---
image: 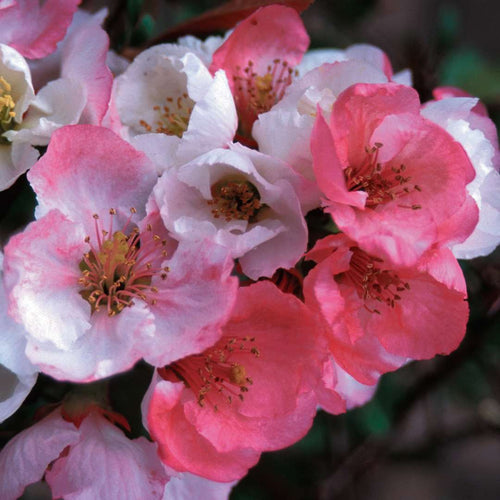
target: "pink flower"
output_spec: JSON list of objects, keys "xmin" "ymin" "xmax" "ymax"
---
[
  {"xmin": 3, "ymin": 125, "xmax": 237, "ymax": 381},
  {"xmin": 210, "ymin": 5, "xmax": 309, "ymax": 138},
  {"xmin": 0, "ymin": 405, "xmax": 168, "ymax": 500},
  {"xmin": 144, "ymin": 281, "xmax": 323, "ymax": 481},
  {"xmin": 0, "ymin": 0, "xmax": 80, "ymax": 59},
  {"xmin": 311, "ymin": 82, "xmax": 479, "ymax": 266},
  {"xmin": 303, "ymin": 234, "xmax": 469, "ymax": 385}
]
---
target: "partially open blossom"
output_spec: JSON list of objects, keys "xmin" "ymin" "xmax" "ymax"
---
[
  {"xmin": 114, "ymin": 43, "xmax": 237, "ymax": 172},
  {"xmin": 311, "ymin": 83, "xmax": 479, "ymax": 267},
  {"xmin": 144, "ymin": 281, "xmax": 324, "ymax": 482},
  {"xmin": 3, "ymin": 125, "xmax": 237, "ymax": 381},
  {"xmin": 422, "ymin": 91, "xmax": 500, "ymax": 258},
  {"xmin": 0, "ymin": 0, "xmax": 80, "ymax": 59},
  {"xmin": 0, "ymin": 404, "xmax": 168, "ymax": 500},
  {"xmin": 153, "ymin": 143, "xmax": 307, "ymax": 279},
  {"xmin": 303, "ymin": 234, "xmax": 469, "ymax": 384},
  {"xmin": 210, "ymin": 5, "xmax": 309, "ymax": 138},
  {"xmin": 0, "ymin": 252, "xmax": 37, "ymax": 423}
]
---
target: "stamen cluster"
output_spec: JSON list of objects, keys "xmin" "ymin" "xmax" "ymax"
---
[
  {"xmin": 78, "ymin": 209, "xmax": 168, "ymax": 316},
  {"xmin": 345, "ymin": 143, "xmax": 422, "ymax": 209},
  {"xmin": 163, "ymin": 336, "xmax": 260, "ymax": 412},
  {"xmin": 346, "ymin": 247, "xmax": 410, "ymax": 314},
  {"xmin": 0, "ymin": 76, "xmax": 16, "ymax": 135},
  {"xmin": 208, "ymin": 178, "xmax": 262, "ymax": 222},
  {"xmin": 140, "ymin": 93, "xmax": 194, "ymax": 137},
  {"xmin": 233, "ymin": 59, "xmax": 297, "ymax": 117}
]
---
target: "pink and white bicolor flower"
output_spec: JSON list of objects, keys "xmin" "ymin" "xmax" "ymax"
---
[
  {"xmin": 3, "ymin": 125, "xmax": 237, "ymax": 381},
  {"xmin": 0, "ymin": 405, "xmax": 169, "ymax": 500},
  {"xmin": 311, "ymin": 82, "xmax": 479, "ymax": 267},
  {"xmin": 153, "ymin": 142, "xmax": 307, "ymax": 279},
  {"xmin": 113, "ymin": 43, "xmax": 237, "ymax": 173},
  {"xmin": 143, "ymin": 281, "xmax": 324, "ymax": 482},
  {"xmin": 422, "ymin": 90, "xmax": 500, "ymax": 259}
]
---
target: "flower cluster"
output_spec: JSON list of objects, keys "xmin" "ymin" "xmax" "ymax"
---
[{"xmin": 0, "ymin": 2, "xmax": 498, "ymax": 499}]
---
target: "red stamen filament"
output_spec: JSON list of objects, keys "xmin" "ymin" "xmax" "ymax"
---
[
  {"xmin": 344, "ymin": 143, "xmax": 422, "ymax": 209},
  {"xmin": 346, "ymin": 248, "xmax": 410, "ymax": 314},
  {"xmin": 233, "ymin": 59, "xmax": 297, "ymax": 118},
  {"xmin": 163, "ymin": 336, "xmax": 260, "ymax": 412}
]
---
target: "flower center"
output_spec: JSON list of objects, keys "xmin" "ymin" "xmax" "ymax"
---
[
  {"xmin": 160, "ymin": 336, "xmax": 261, "ymax": 412},
  {"xmin": 139, "ymin": 92, "xmax": 194, "ymax": 138},
  {"xmin": 0, "ymin": 76, "xmax": 16, "ymax": 137},
  {"xmin": 78, "ymin": 208, "xmax": 169, "ymax": 316},
  {"xmin": 208, "ymin": 177, "xmax": 263, "ymax": 222},
  {"xmin": 233, "ymin": 59, "xmax": 297, "ymax": 135},
  {"xmin": 345, "ymin": 247, "xmax": 410, "ymax": 314},
  {"xmin": 344, "ymin": 143, "xmax": 422, "ymax": 210}
]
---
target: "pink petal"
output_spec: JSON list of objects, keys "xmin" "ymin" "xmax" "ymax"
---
[
  {"xmin": 28, "ymin": 125, "xmax": 157, "ymax": 230},
  {"xmin": 46, "ymin": 412, "xmax": 168, "ymax": 500},
  {"xmin": 0, "ymin": 409, "xmax": 80, "ymax": 500},
  {"xmin": 0, "ymin": 0, "xmax": 81, "ymax": 59}
]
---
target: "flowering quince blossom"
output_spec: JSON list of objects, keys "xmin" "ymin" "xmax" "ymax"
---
[
  {"xmin": 153, "ymin": 142, "xmax": 307, "ymax": 279},
  {"xmin": 210, "ymin": 4, "xmax": 309, "ymax": 139},
  {"xmin": 0, "ymin": 0, "xmax": 80, "ymax": 59},
  {"xmin": 113, "ymin": 43, "xmax": 237, "ymax": 172},
  {"xmin": 3, "ymin": 124, "xmax": 237, "ymax": 381},
  {"xmin": 311, "ymin": 82, "xmax": 479, "ymax": 267},
  {"xmin": 421, "ymin": 90, "xmax": 500, "ymax": 258},
  {"xmin": 0, "ymin": 11, "xmax": 113, "ymax": 190},
  {"xmin": 303, "ymin": 234, "xmax": 469, "ymax": 385},
  {"xmin": 0, "ymin": 403, "xmax": 169, "ymax": 500},
  {"xmin": 0, "ymin": 252, "xmax": 37, "ymax": 423},
  {"xmin": 143, "ymin": 281, "xmax": 325, "ymax": 482}
]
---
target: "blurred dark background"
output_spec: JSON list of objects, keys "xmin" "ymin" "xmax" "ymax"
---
[{"xmin": 1, "ymin": 1, "xmax": 499, "ymax": 499}]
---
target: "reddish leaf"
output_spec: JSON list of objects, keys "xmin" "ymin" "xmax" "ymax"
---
[{"xmin": 147, "ymin": 0, "xmax": 314, "ymax": 46}]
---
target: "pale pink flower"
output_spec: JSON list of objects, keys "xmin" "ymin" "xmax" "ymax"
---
[
  {"xmin": 3, "ymin": 125, "xmax": 237, "ymax": 381},
  {"xmin": 143, "ymin": 281, "xmax": 323, "ymax": 481},
  {"xmin": 210, "ymin": 5, "xmax": 309, "ymax": 139},
  {"xmin": 0, "ymin": 0, "xmax": 80, "ymax": 59},
  {"xmin": 0, "ymin": 406, "xmax": 168, "ymax": 500},
  {"xmin": 153, "ymin": 143, "xmax": 307, "ymax": 279},
  {"xmin": 311, "ymin": 82, "xmax": 479, "ymax": 266},
  {"xmin": 113, "ymin": 43, "xmax": 237, "ymax": 173},
  {"xmin": 422, "ymin": 89, "xmax": 500, "ymax": 258},
  {"xmin": 304, "ymin": 234, "xmax": 469, "ymax": 385}
]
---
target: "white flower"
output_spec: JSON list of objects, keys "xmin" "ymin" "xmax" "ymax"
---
[{"xmin": 114, "ymin": 44, "xmax": 237, "ymax": 173}]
